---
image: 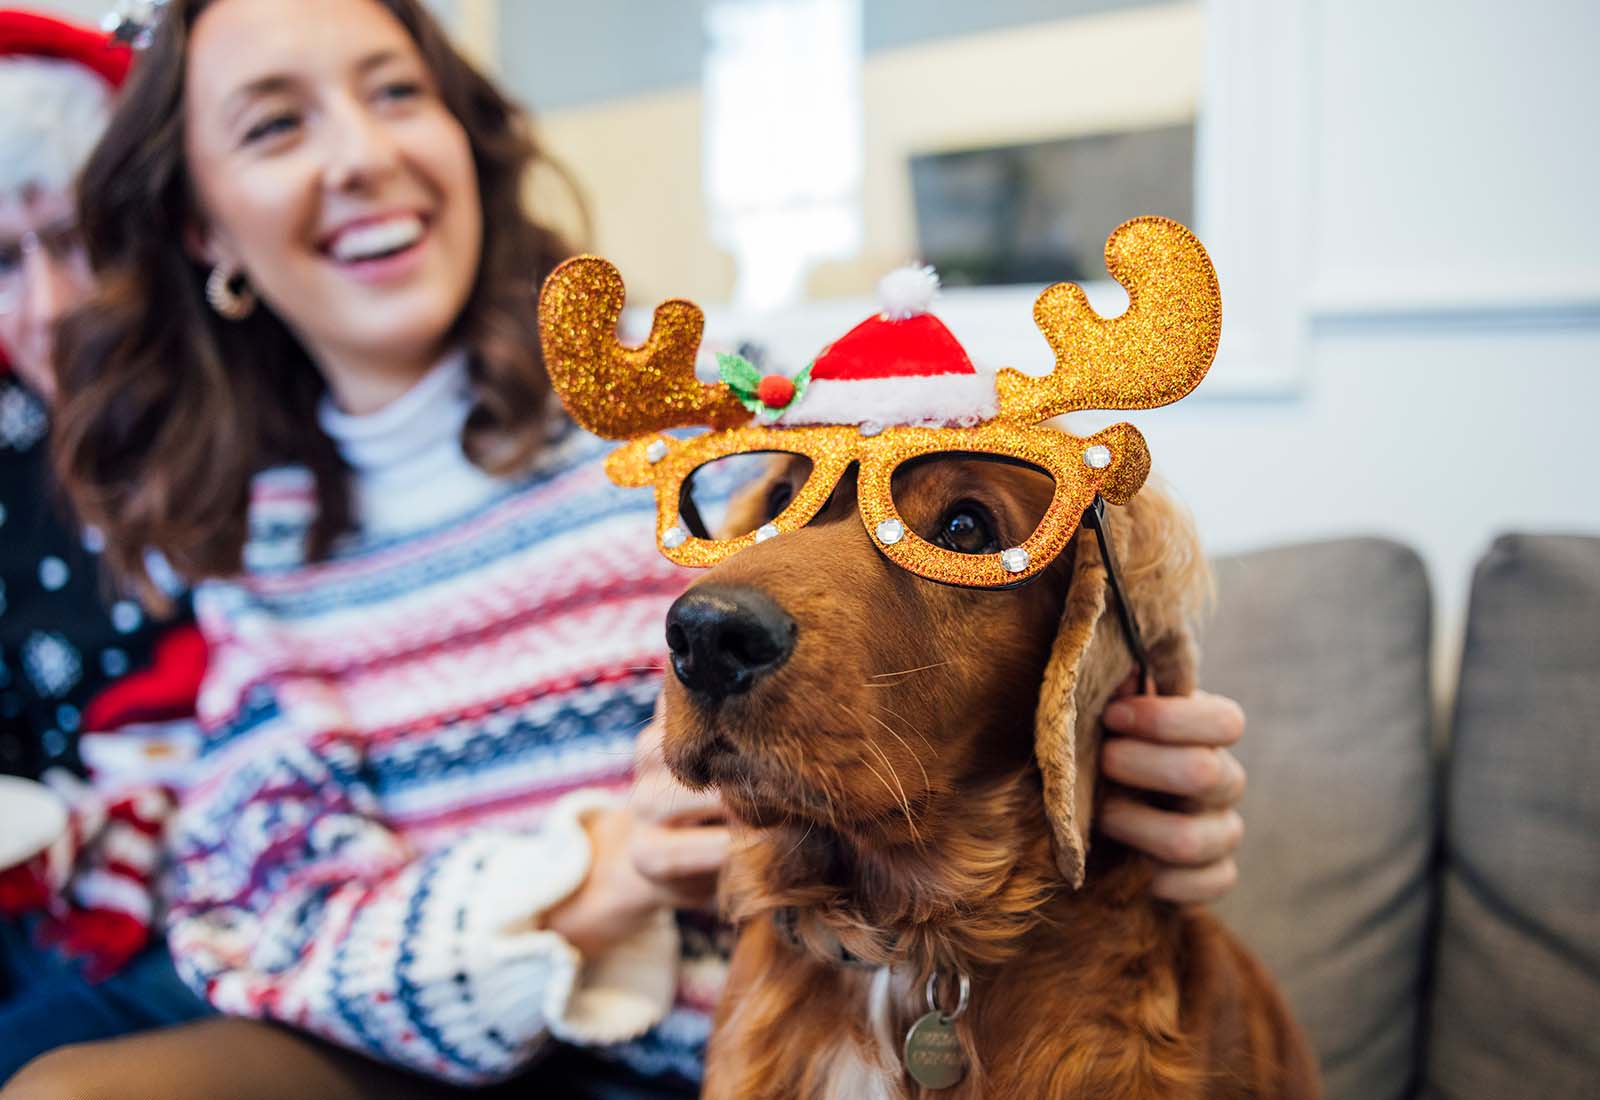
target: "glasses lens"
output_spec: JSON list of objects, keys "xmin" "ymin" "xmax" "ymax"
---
[
  {"xmin": 679, "ymin": 451, "xmax": 815, "ymax": 539},
  {"xmin": 889, "ymin": 454, "xmax": 1055, "ymax": 556},
  {"xmin": 0, "ymin": 243, "xmax": 21, "ymax": 309}
]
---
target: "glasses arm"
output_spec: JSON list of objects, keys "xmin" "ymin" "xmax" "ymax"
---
[
  {"xmin": 1081, "ymin": 495, "xmax": 1153, "ymax": 695},
  {"xmin": 678, "ymin": 470, "xmax": 713, "ymax": 540}
]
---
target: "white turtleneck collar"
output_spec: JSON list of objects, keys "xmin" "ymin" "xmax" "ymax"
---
[
  {"xmin": 316, "ymin": 350, "xmax": 503, "ymax": 537},
  {"xmin": 318, "ymin": 349, "xmax": 472, "ymax": 473}
]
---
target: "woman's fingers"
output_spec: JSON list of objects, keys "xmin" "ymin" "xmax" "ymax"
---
[
  {"xmin": 1101, "ymin": 740, "xmax": 1247, "ymax": 808},
  {"xmin": 1103, "ymin": 690, "xmax": 1246, "ymax": 747},
  {"xmin": 630, "ymin": 775, "xmax": 727, "ymax": 825},
  {"xmin": 1148, "ymin": 858, "xmax": 1240, "ymax": 905},
  {"xmin": 629, "ymin": 823, "xmax": 732, "ymax": 887},
  {"xmin": 1098, "ymin": 796, "xmax": 1245, "ymax": 868},
  {"xmin": 633, "ymin": 713, "xmax": 730, "ymax": 825},
  {"xmin": 1097, "ymin": 689, "xmax": 1250, "ymax": 905}
]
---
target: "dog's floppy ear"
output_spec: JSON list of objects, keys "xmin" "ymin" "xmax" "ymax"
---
[{"xmin": 1032, "ymin": 484, "xmax": 1208, "ymax": 887}]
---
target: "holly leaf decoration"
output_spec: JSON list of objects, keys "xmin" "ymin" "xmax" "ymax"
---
[
  {"xmin": 717, "ymin": 352, "xmax": 763, "ymax": 398},
  {"xmin": 720, "ymin": 354, "xmax": 814, "ymax": 420},
  {"xmin": 784, "ymin": 360, "xmax": 813, "ymax": 409}
]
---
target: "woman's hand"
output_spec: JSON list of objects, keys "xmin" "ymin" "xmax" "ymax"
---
[
  {"xmin": 542, "ymin": 718, "xmax": 730, "ymax": 957},
  {"xmin": 1098, "ymin": 689, "xmax": 1249, "ymax": 905}
]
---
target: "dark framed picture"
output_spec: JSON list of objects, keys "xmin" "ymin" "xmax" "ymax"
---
[{"xmin": 911, "ymin": 122, "xmax": 1194, "ymax": 287}]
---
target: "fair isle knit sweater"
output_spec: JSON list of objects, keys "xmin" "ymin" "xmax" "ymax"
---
[{"xmin": 165, "ymin": 355, "xmax": 723, "ymax": 1085}]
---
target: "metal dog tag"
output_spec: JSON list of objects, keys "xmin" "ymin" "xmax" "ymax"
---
[{"xmin": 904, "ymin": 1010, "xmax": 966, "ymax": 1089}]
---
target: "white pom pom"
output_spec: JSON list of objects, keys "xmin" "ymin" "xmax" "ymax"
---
[{"xmin": 876, "ymin": 263, "xmax": 941, "ymax": 320}]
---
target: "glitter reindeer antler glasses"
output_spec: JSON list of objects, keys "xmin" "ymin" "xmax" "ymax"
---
[{"xmin": 537, "ymin": 216, "xmax": 1221, "ymax": 591}]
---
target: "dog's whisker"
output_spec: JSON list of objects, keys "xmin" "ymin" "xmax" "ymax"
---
[
  {"xmin": 863, "ymin": 711, "xmax": 931, "ymax": 793},
  {"xmin": 778, "ymin": 818, "xmax": 817, "ymax": 862},
  {"xmin": 816, "ymin": 766, "xmax": 842, "ymax": 828},
  {"xmin": 877, "ymin": 703, "xmax": 937, "ymax": 757},
  {"xmin": 867, "ymin": 660, "xmax": 952, "ymax": 681},
  {"xmin": 846, "ymin": 704, "xmax": 923, "ymax": 847}
]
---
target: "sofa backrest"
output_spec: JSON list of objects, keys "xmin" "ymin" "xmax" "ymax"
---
[
  {"xmin": 1205, "ymin": 538, "xmax": 1436, "ymax": 1100},
  {"xmin": 1424, "ymin": 534, "xmax": 1600, "ymax": 1099}
]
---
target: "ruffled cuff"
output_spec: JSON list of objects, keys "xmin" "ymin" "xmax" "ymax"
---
[{"xmin": 445, "ymin": 790, "xmax": 680, "ymax": 1053}]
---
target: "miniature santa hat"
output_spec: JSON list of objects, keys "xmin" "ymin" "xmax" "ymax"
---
[
  {"xmin": 0, "ymin": 10, "xmax": 131, "ymax": 377},
  {"xmin": 775, "ymin": 264, "xmax": 999, "ymax": 428}
]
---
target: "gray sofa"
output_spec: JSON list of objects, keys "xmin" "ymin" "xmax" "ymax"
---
[{"xmin": 1204, "ymin": 535, "xmax": 1600, "ymax": 1100}]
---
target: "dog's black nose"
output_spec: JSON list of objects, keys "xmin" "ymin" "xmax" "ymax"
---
[{"xmin": 665, "ymin": 584, "xmax": 797, "ymax": 701}]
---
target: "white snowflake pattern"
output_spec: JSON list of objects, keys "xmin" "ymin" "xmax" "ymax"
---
[
  {"xmin": 111, "ymin": 600, "xmax": 144, "ymax": 633},
  {"xmin": 21, "ymin": 631, "xmax": 83, "ymax": 698},
  {"xmin": 143, "ymin": 549, "xmax": 185, "ymax": 598},
  {"xmin": 0, "ymin": 384, "xmax": 48, "ymax": 452},
  {"xmin": 38, "ymin": 556, "xmax": 70, "ymax": 591},
  {"xmin": 101, "ymin": 647, "xmax": 130, "ymax": 677}
]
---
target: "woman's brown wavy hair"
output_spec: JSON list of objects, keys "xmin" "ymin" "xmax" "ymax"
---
[{"xmin": 52, "ymin": 0, "xmax": 577, "ymax": 602}]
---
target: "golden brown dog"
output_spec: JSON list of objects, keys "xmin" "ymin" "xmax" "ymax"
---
[{"xmin": 659, "ymin": 454, "xmax": 1320, "ymax": 1099}]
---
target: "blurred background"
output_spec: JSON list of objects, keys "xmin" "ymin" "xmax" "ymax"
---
[{"xmin": 36, "ymin": 0, "xmax": 1600, "ymax": 692}]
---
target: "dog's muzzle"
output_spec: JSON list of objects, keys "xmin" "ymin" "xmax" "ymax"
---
[{"xmin": 665, "ymin": 583, "xmax": 797, "ymax": 702}]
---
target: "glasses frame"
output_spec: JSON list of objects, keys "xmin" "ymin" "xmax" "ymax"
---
[
  {"xmin": 608, "ymin": 419, "xmax": 1150, "ymax": 589},
  {"xmin": 0, "ymin": 218, "xmax": 92, "ymax": 313}
]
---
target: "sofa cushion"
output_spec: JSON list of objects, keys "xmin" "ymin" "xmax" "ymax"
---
[
  {"xmin": 1424, "ymin": 534, "xmax": 1600, "ymax": 1099},
  {"xmin": 1204, "ymin": 538, "xmax": 1435, "ymax": 1100}
]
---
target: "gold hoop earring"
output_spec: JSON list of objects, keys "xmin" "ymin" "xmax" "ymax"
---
[{"xmin": 206, "ymin": 264, "xmax": 257, "ymax": 321}]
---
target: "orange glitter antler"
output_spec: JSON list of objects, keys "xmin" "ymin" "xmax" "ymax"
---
[
  {"xmin": 994, "ymin": 216, "xmax": 1222, "ymax": 424},
  {"xmin": 539, "ymin": 256, "xmax": 750, "ymax": 439}
]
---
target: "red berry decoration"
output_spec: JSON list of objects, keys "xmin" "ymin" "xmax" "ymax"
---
[{"xmin": 756, "ymin": 373, "xmax": 796, "ymax": 409}]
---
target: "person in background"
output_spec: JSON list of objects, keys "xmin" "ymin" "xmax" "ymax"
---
[
  {"xmin": 6, "ymin": 0, "xmax": 1247, "ymax": 1096},
  {"xmin": 0, "ymin": 8, "xmax": 215, "ymax": 1084}
]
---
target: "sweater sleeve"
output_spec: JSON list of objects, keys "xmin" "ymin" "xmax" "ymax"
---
[{"xmin": 166, "ymin": 689, "xmax": 679, "ymax": 1085}]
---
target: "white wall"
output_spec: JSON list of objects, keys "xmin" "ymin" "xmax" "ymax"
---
[{"xmin": 1170, "ymin": 0, "xmax": 1600, "ymax": 690}]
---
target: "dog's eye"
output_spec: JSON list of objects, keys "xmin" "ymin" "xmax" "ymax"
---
[
  {"xmin": 935, "ymin": 503, "xmax": 1001, "ymax": 555},
  {"xmin": 764, "ymin": 480, "xmax": 795, "ymax": 519}
]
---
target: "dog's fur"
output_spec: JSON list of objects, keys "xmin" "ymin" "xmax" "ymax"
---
[{"xmin": 662, "ymin": 456, "xmax": 1320, "ymax": 1099}]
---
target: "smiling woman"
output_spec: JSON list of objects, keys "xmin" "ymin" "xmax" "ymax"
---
[
  {"xmin": 180, "ymin": 2, "xmax": 483, "ymax": 413},
  {"xmin": 52, "ymin": 0, "xmax": 571, "ymax": 596},
  {"xmin": 36, "ymin": 0, "xmax": 726, "ymax": 1095}
]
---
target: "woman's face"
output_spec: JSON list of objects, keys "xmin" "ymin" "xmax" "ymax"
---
[{"xmin": 184, "ymin": 0, "xmax": 482, "ymax": 403}]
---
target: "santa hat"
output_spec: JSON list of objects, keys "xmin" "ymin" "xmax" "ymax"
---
[
  {"xmin": 0, "ymin": 9, "xmax": 132, "ymax": 87},
  {"xmin": 775, "ymin": 264, "xmax": 998, "ymax": 429}
]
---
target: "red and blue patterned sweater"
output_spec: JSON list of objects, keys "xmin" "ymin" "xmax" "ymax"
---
[{"xmin": 165, "ymin": 357, "xmax": 725, "ymax": 1085}]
